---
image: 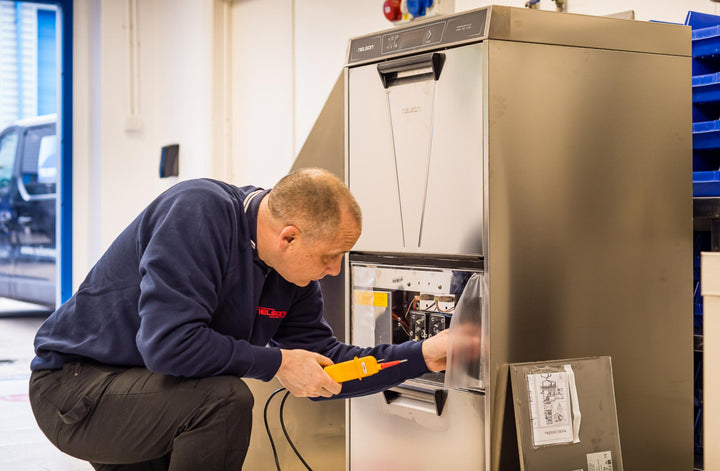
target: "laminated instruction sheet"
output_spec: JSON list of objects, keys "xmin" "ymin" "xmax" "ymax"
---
[{"xmin": 526, "ymin": 364, "xmax": 581, "ymax": 447}]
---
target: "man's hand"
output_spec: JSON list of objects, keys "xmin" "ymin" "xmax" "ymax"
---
[
  {"xmin": 422, "ymin": 329, "xmax": 449, "ymax": 372},
  {"xmin": 276, "ymin": 349, "xmax": 342, "ymax": 398}
]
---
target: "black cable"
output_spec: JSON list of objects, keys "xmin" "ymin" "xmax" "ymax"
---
[
  {"xmin": 263, "ymin": 387, "xmax": 314, "ymax": 471},
  {"xmin": 264, "ymin": 387, "xmax": 288, "ymax": 471},
  {"xmin": 280, "ymin": 390, "xmax": 314, "ymax": 471}
]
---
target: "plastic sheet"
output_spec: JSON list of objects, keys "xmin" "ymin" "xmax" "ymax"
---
[{"xmin": 445, "ymin": 272, "xmax": 485, "ymax": 391}]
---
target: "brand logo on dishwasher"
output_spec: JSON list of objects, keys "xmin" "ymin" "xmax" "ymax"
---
[{"xmin": 358, "ymin": 44, "xmax": 374, "ymax": 53}]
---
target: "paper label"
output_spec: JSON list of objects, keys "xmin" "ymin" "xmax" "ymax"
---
[
  {"xmin": 587, "ymin": 451, "xmax": 613, "ymax": 471},
  {"xmin": 354, "ymin": 291, "xmax": 388, "ymax": 307},
  {"xmin": 527, "ymin": 366, "xmax": 581, "ymax": 446}
]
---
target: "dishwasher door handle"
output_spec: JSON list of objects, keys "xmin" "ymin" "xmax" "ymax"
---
[
  {"xmin": 382, "ymin": 384, "xmax": 448, "ymax": 415},
  {"xmin": 377, "ymin": 52, "xmax": 446, "ymax": 88}
]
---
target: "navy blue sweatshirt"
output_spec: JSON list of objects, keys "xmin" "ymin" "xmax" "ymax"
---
[{"xmin": 32, "ymin": 179, "xmax": 428, "ymax": 398}]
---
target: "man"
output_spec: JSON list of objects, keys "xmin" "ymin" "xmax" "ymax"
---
[{"xmin": 29, "ymin": 168, "xmax": 448, "ymax": 470}]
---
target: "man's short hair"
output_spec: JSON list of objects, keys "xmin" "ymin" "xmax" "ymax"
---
[{"xmin": 267, "ymin": 168, "xmax": 362, "ymax": 242}]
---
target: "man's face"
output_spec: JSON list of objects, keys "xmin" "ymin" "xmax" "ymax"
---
[{"xmin": 275, "ymin": 214, "xmax": 360, "ymax": 287}]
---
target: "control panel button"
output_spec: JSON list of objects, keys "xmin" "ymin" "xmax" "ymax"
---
[{"xmin": 383, "ymin": 33, "xmax": 400, "ymax": 52}]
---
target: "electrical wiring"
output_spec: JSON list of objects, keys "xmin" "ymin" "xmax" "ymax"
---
[
  {"xmin": 392, "ymin": 312, "xmax": 411, "ymax": 336},
  {"xmin": 436, "ymin": 302, "xmax": 455, "ymax": 314},
  {"xmin": 403, "ymin": 295, "xmax": 418, "ymax": 319},
  {"xmin": 390, "ymin": 295, "xmax": 418, "ymax": 336},
  {"xmin": 264, "ymin": 387, "xmax": 314, "ymax": 471}
]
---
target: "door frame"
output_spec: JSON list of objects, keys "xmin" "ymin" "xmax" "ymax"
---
[{"xmin": 15, "ymin": 0, "xmax": 72, "ymax": 305}]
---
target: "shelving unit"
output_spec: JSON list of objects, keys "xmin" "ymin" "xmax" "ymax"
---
[{"xmin": 688, "ymin": 10, "xmax": 720, "ymax": 470}]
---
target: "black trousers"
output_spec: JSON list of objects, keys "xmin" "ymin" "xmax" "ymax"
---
[{"xmin": 29, "ymin": 361, "xmax": 254, "ymax": 470}]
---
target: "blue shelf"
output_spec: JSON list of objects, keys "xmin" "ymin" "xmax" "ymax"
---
[
  {"xmin": 694, "ymin": 73, "xmax": 720, "ymax": 103},
  {"xmin": 693, "ymin": 25, "xmax": 720, "ymax": 59},
  {"xmin": 694, "ymin": 170, "xmax": 720, "ymax": 196},
  {"xmin": 691, "ymin": 12, "xmax": 720, "ymax": 185},
  {"xmin": 693, "ymin": 120, "xmax": 720, "ymax": 149}
]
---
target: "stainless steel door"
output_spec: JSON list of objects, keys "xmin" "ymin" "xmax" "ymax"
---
[
  {"xmin": 349, "ymin": 389, "xmax": 485, "ymax": 471},
  {"xmin": 349, "ymin": 262, "xmax": 486, "ymax": 470},
  {"xmin": 348, "ymin": 44, "xmax": 485, "ymax": 256}
]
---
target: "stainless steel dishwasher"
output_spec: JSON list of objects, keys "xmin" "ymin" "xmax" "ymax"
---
[{"xmin": 344, "ymin": 6, "xmax": 691, "ymax": 470}]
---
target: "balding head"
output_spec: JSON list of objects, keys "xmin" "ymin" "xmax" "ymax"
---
[{"xmin": 267, "ymin": 168, "xmax": 362, "ymax": 244}]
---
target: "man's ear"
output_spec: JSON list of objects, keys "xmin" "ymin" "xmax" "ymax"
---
[{"xmin": 278, "ymin": 225, "xmax": 300, "ymax": 248}]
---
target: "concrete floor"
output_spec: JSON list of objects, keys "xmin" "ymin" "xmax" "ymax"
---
[{"xmin": 0, "ymin": 298, "xmax": 92, "ymax": 471}]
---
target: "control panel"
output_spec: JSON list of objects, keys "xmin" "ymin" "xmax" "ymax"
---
[{"xmin": 348, "ymin": 6, "xmax": 488, "ymax": 65}]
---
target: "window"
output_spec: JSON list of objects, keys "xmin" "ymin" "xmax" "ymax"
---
[
  {"xmin": 20, "ymin": 124, "xmax": 55, "ymax": 195},
  {"xmin": 0, "ymin": 130, "xmax": 17, "ymax": 189}
]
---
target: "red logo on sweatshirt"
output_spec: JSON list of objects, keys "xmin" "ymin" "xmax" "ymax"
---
[{"xmin": 257, "ymin": 307, "xmax": 287, "ymax": 319}]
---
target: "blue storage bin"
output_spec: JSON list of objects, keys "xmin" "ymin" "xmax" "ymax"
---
[
  {"xmin": 693, "ymin": 25, "xmax": 720, "ymax": 59},
  {"xmin": 694, "ymin": 72, "xmax": 720, "ymax": 103},
  {"xmin": 685, "ymin": 11, "xmax": 720, "ymax": 29},
  {"xmin": 693, "ymin": 120, "xmax": 720, "ymax": 149},
  {"xmin": 687, "ymin": 12, "xmax": 720, "ymax": 76},
  {"xmin": 687, "ymin": 10, "xmax": 720, "ymax": 29},
  {"xmin": 694, "ymin": 170, "xmax": 720, "ymax": 196}
]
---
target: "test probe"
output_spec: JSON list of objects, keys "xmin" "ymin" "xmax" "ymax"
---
[{"xmin": 323, "ymin": 355, "xmax": 406, "ymax": 383}]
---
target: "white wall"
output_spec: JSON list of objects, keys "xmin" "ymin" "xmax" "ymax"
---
[
  {"xmin": 73, "ymin": 0, "xmax": 218, "ymax": 285},
  {"xmin": 292, "ymin": 2, "xmax": 389, "ymax": 160},
  {"xmin": 72, "ymin": 0, "xmax": 718, "ymax": 286},
  {"xmin": 231, "ymin": 0, "xmax": 294, "ymax": 190}
]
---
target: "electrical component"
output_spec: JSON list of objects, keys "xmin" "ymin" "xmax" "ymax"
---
[
  {"xmin": 408, "ymin": 311, "xmax": 428, "ymax": 341},
  {"xmin": 436, "ymin": 294, "xmax": 455, "ymax": 313},
  {"xmin": 418, "ymin": 293, "xmax": 435, "ymax": 310},
  {"xmin": 383, "ymin": 0, "xmax": 454, "ymax": 23},
  {"xmin": 383, "ymin": 0, "xmax": 402, "ymax": 21},
  {"xmin": 428, "ymin": 312, "xmax": 447, "ymax": 337},
  {"xmin": 324, "ymin": 355, "xmax": 406, "ymax": 383},
  {"xmin": 407, "ymin": 0, "xmax": 429, "ymax": 18}
]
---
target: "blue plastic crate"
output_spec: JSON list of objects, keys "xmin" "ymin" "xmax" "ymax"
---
[
  {"xmin": 694, "ymin": 72, "xmax": 720, "ymax": 103},
  {"xmin": 693, "ymin": 119, "xmax": 720, "ymax": 149},
  {"xmin": 687, "ymin": 12, "xmax": 720, "ymax": 76},
  {"xmin": 694, "ymin": 170, "xmax": 720, "ymax": 196},
  {"xmin": 693, "ymin": 25, "xmax": 720, "ymax": 59},
  {"xmin": 687, "ymin": 11, "xmax": 720, "ymax": 29}
]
